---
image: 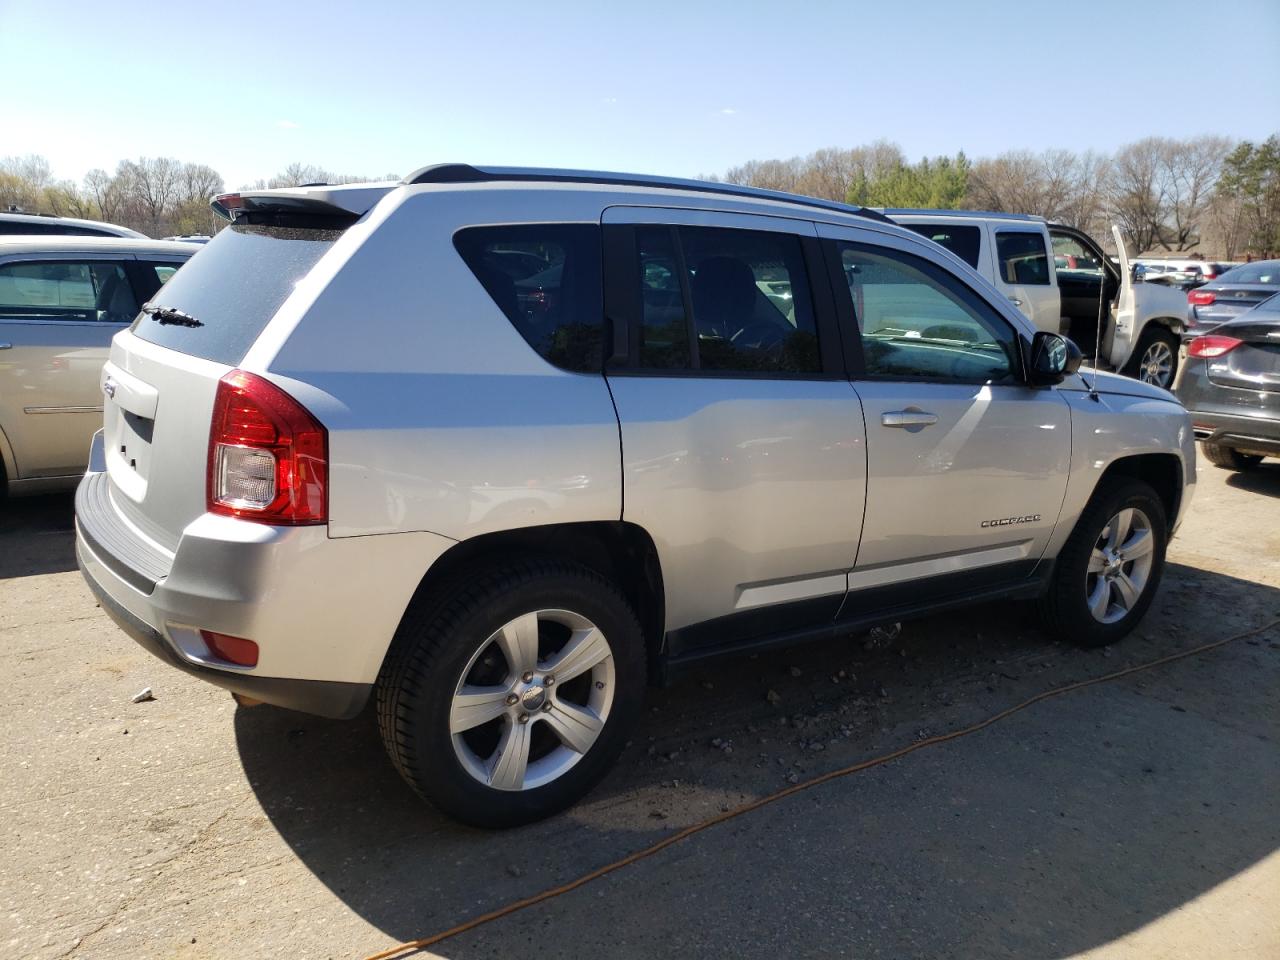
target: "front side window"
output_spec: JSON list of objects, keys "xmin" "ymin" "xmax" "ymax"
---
[
  {"xmin": 839, "ymin": 243, "xmax": 1017, "ymax": 384},
  {"xmin": 0, "ymin": 260, "xmax": 137, "ymax": 322},
  {"xmin": 995, "ymin": 231, "xmax": 1050, "ymax": 285},
  {"xmin": 635, "ymin": 225, "xmax": 821, "ymax": 374},
  {"xmin": 454, "ymin": 224, "xmax": 603, "ymax": 373}
]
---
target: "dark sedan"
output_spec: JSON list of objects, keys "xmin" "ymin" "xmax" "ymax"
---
[
  {"xmin": 1174, "ymin": 295, "xmax": 1280, "ymax": 470},
  {"xmin": 1184, "ymin": 259, "xmax": 1280, "ymax": 340}
]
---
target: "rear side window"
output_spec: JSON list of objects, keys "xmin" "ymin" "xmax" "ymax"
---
[
  {"xmin": 130, "ymin": 224, "xmax": 341, "ymax": 365},
  {"xmin": 0, "ymin": 260, "xmax": 137, "ymax": 322},
  {"xmin": 901, "ymin": 224, "xmax": 981, "ymax": 269},
  {"xmin": 995, "ymin": 231, "xmax": 1050, "ymax": 285},
  {"xmin": 454, "ymin": 224, "xmax": 603, "ymax": 373},
  {"xmin": 633, "ymin": 225, "xmax": 821, "ymax": 375}
]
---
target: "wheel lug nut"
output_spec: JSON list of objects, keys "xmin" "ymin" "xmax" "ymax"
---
[
  {"xmin": 506, "ymin": 694, "xmax": 519, "ymax": 706},
  {"xmin": 517, "ymin": 713, "xmax": 530, "ymax": 724},
  {"xmin": 595, "ymin": 681, "xmax": 605, "ymax": 690},
  {"xmin": 522, "ymin": 671, "xmax": 534, "ymax": 683},
  {"xmin": 541, "ymin": 702, "xmax": 553, "ymax": 712},
  {"xmin": 544, "ymin": 675, "xmax": 555, "ymax": 686}
]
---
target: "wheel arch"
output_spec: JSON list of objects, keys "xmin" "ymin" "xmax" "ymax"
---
[
  {"xmin": 1096, "ymin": 452, "xmax": 1183, "ymax": 526},
  {"xmin": 391, "ymin": 520, "xmax": 667, "ymax": 679}
]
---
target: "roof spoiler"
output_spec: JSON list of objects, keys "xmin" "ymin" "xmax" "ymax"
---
[{"xmin": 210, "ymin": 182, "xmax": 396, "ymax": 223}]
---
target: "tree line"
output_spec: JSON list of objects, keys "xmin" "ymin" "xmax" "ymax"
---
[
  {"xmin": 708, "ymin": 134, "xmax": 1279, "ymax": 258},
  {"xmin": 0, "ymin": 157, "xmax": 391, "ymax": 238},
  {"xmin": 3, "ymin": 136, "xmax": 1277, "ymax": 256}
]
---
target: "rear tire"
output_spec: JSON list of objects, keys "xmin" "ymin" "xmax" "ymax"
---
[
  {"xmin": 1127, "ymin": 327, "xmax": 1180, "ymax": 388},
  {"xmin": 1039, "ymin": 478, "xmax": 1167, "ymax": 648},
  {"xmin": 1201, "ymin": 442, "xmax": 1263, "ymax": 472},
  {"xmin": 376, "ymin": 558, "xmax": 645, "ymax": 828}
]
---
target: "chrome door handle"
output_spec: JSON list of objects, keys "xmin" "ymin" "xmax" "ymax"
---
[
  {"xmin": 1007, "ymin": 296, "xmax": 1023, "ymax": 306},
  {"xmin": 882, "ymin": 410, "xmax": 938, "ymax": 428}
]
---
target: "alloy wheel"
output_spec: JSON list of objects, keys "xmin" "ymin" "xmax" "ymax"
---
[
  {"xmin": 1085, "ymin": 507, "xmax": 1155, "ymax": 624},
  {"xmin": 1139, "ymin": 341, "xmax": 1174, "ymax": 386},
  {"xmin": 449, "ymin": 609, "xmax": 615, "ymax": 792}
]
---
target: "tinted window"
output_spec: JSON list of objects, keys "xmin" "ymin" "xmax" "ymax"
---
[
  {"xmin": 995, "ymin": 231, "xmax": 1050, "ymax": 285},
  {"xmin": 636, "ymin": 226, "xmax": 690, "ymax": 369},
  {"xmin": 901, "ymin": 223, "xmax": 981, "ymax": 268},
  {"xmin": 839, "ymin": 243, "xmax": 1017, "ymax": 383},
  {"xmin": 0, "ymin": 220, "xmax": 113, "ymax": 237},
  {"xmin": 454, "ymin": 224, "xmax": 603, "ymax": 373},
  {"xmin": 1217, "ymin": 261, "xmax": 1280, "ymax": 285},
  {"xmin": 143, "ymin": 263, "xmax": 179, "ymax": 286},
  {"xmin": 634, "ymin": 225, "xmax": 820, "ymax": 374},
  {"xmin": 130, "ymin": 224, "xmax": 341, "ymax": 365},
  {"xmin": 0, "ymin": 260, "xmax": 137, "ymax": 322}
]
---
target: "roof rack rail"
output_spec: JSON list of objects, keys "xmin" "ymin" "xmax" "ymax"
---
[
  {"xmin": 402, "ymin": 163, "xmax": 893, "ymax": 223},
  {"xmin": 879, "ymin": 207, "xmax": 1045, "ymax": 222}
]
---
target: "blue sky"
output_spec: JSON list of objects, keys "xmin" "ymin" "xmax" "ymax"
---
[{"xmin": 2, "ymin": 0, "xmax": 1278, "ymax": 189}]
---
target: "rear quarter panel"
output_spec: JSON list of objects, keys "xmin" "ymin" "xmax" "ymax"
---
[{"xmin": 260, "ymin": 188, "xmax": 624, "ymax": 540}]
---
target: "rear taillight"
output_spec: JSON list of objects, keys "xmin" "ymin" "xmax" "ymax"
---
[
  {"xmin": 1188, "ymin": 290, "xmax": 1216, "ymax": 306},
  {"xmin": 207, "ymin": 370, "xmax": 327, "ymax": 524},
  {"xmin": 1186, "ymin": 335, "xmax": 1243, "ymax": 358}
]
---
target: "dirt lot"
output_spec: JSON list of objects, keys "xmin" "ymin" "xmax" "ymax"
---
[{"xmin": 2, "ymin": 460, "xmax": 1278, "ymax": 960}]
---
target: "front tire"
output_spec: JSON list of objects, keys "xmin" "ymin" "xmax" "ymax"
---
[
  {"xmin": 1040, "ymin": 479, "xmax": 1167, "ymax": 648},
  {"xmin": 376, "ymin": 559, "xmax": 645, "ymax": 828},
  {"xmin": 1201, "ymin": 442, "xmax": 1263, "ymax": 472}
]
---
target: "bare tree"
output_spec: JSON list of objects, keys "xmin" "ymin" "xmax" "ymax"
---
[
  {"xmin": 1107, "ymin": 138, "xmax": 1169, "ymax": 253},
  {"xmin": 1159, "ymin": 135, "xmax": 1232, "ymax": 250},
  {"xmin": 116, "ymin": 157, "xmax": 181, "ymax": 232}
]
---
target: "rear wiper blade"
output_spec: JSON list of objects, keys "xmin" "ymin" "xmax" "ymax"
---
[{"xmin": 140, "ymin": 303, "xmax": 203, "ymax": 327}]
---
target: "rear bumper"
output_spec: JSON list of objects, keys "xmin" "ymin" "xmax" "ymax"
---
[
  {"xmin": 74, "ymin": 448, "xmax": 456, "ymax": 718},
  {"xmin": 1189, "ymin": 411, "xmax": 1280, "ymax": 455},
  {"xmin": 78, "ymin": 543, "xmax": 372, "ymax": 718}
]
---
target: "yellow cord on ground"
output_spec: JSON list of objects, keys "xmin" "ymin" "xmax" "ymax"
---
[{"xmin": 360, "ymin": 618, "xmax": 1280, "ymax": 960}]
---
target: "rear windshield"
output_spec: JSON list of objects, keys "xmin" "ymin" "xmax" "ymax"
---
[
  {"xmin": 1217, "ymin": 261, "xmax": 1280, "ymax": 285},
  {"xmin": 900, "ymin": 224, "xmax": 981, "ymax": 269},
  {"xmin": 129, "ymin": 223, "xmax": 341, "ymax": 364}
]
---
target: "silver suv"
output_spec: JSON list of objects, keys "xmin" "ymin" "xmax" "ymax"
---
[{"xmin": 75, "ymin": 166, "xmax": 1195, "ymax": 827}]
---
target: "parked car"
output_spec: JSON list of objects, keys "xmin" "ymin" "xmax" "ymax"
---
[
  {"xmin": 0, "ymin": 211, "xmax": 146, "ymax": 239},
  {"xmin": 1136, "ymin": 258, "xmax": 1231, "ymax": 286},
  {"xmin": 76, "ymin": 166, "xmax": 1195, "ymax": 827},
  {"xmin": 0, "ymin": 237, "xmax": 198, "ymax": 496},
  {"xmin": 1184, "ymin": 259, "xmax": 1280, "ymax": 340},
  {"xmin": 888, "ymin": 210, "xmax": 1189, "ymax": 387},
  {"xmin": 1175, "ymin": 295, "xmax": 1280, "ymax": 470}
]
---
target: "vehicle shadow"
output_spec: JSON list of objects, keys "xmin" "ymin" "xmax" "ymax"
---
[
  {"xmin": 0, "ymin": 492, "xmax": 76, "ymax": 579},
  {"xmin": 235, "ymin": 562, "xmax": 1280, "ymax": 959},
  {"xmin": 1224, "ymin": 460, "xmax": 1280, "ymax": 498}
]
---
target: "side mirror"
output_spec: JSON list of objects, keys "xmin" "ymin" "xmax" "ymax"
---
[{"xmin": 1028, "ymin": 331, "xmax": 1083, "ymax": 386}]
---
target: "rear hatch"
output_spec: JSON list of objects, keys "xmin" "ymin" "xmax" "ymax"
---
[
  {"xmin": 99, "ymin": 185, "xmax": 387, "ymax": 551},
  {"xmin": 1206, "ymin": 316, "xmax": 1280, "ymax": 394}
]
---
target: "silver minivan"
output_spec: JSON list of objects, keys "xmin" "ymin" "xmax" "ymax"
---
[
  {"xmin": 75, "ymin": 167, "xmax": 1194, "ymax": 826},
  {"xmin": 0, "ymin": 237, "xmax": 196, "ymax": 496}
]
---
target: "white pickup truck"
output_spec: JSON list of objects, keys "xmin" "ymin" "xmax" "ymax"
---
[{"xmin": 885, "ymin": 210, "xmax": 1189, "ymax": 388}]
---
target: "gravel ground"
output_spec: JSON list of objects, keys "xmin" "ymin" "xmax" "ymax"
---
[{"xmin": 2, "ymin": 459, "xmax": 1278, "ymax": 960}]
